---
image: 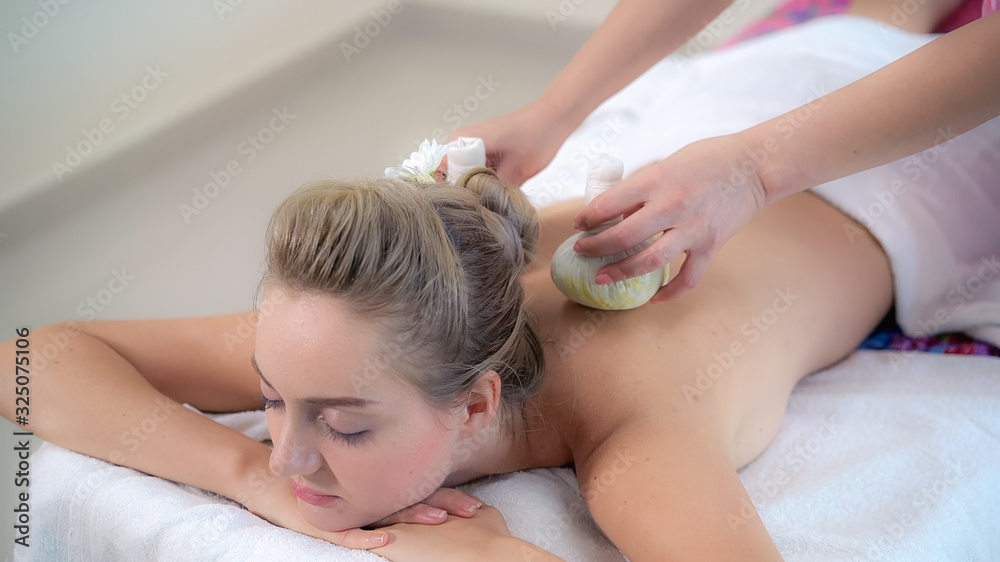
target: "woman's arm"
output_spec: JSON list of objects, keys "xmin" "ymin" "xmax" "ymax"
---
[
  {"xmin": 2, "ymin": 315, "xmax": 475, "ymax": 549},
  {"xmin": 756, "ymin": 11, "xmax": 1000, "ymax": 203},
  {"xmin": 1, "ymin": 315, "xmax": 269, "ymax": 503},
  {"xmin": 576, "ymin": 418, "xmax": 782, "ymax": 561}
]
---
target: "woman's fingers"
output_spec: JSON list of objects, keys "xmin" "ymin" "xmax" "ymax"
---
[
  {"xmin": 435, "ymin": 155, "xmax": 448, "ymax": 182},
  {"xmin": 331, "ymin": 527, "xmax": 390, "ymax": 550},
  {"xmin": 419, "ymin": 487, "xmax": 485, "ymax": 517},
  {"xmin": 368, "ymin": 504, "xmax": 449, "ymax": 528},
  {"xmin": 367, "ymin": 489, "xmax": 484, "ymax": 528}
]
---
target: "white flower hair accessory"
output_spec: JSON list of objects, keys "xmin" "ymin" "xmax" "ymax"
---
[{"xmin": 384, "ymin": 139, "xmax": 448, "ymax": 184}]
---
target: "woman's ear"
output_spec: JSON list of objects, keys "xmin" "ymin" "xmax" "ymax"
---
[{"xmin": 459, "ymin": 370, "xmax": 502, "ymax": 438}]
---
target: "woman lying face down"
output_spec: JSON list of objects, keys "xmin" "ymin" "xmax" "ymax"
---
[{"xmin": 254, "ymin": 169, "xmax": 550, "ymax": 532}]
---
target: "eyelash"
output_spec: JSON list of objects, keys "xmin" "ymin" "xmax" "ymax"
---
[{"xmin": 258, "ymin": 395, "xmax": 370, "ymax": 446}]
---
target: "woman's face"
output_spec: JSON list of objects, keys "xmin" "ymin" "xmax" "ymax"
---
[{"xmin": 253, "ymin": 288, "xmax": 464, "ymax": 531}]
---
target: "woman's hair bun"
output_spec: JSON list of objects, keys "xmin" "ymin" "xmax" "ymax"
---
[{"xmin": 456, "ymin": 167, "xmax": 539, "ymax": 265}]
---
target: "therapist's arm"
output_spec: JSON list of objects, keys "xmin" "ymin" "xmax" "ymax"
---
[
  {"xmin": 538, "ymin": 0, "xmax": 743, "ymax": 132},
  {"xmin": 571, "ymin": 12, "xmax": 1000, "ymax": 300},
  {"xmin": 754, "ymin": 11, "xmax": 1000, "ymax": 203},
  {"xmin": 450, "ymin": 0, "xmax": 742, "ymax": 186}
]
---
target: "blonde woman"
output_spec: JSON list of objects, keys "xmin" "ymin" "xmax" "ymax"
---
[{"xmin": 4, "ymin": 10, "xmax": 998, "ymax": 562}]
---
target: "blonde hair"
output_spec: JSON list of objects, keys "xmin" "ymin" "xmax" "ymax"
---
[{"xmin": 262, "ymin": 168, "xmax": 544, "ymax": 429}]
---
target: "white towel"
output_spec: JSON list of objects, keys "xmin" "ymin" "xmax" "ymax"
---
[{"xmin": 23, "ymin": 351, "xmax": 1000, "ymax": 561}]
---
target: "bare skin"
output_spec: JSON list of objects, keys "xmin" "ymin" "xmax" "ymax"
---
[{"xmin": 1, "ymin": 187, "xmax": 892, "ymax": 560}]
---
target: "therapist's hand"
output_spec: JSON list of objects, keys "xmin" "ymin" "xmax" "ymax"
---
[
  {"xmin": 446, "ymin": 99, "xmax": 574, "ymax": 187},
  {"xmin": 572, "ymin": 133, "xmax": 769, "ymax": 301}
]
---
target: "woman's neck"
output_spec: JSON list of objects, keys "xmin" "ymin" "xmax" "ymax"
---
[{"xmin": 442, "ymin": 395, "xmax": 573, "ymax": 487}]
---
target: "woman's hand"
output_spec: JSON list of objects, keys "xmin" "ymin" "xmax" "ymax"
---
[
  {"xmin": 444, "ymin": 99, "xmax": 575, "ymax": 187},
  {"xmin": 239, "ymin": 466, "xmax": 484, "ymax": 551},
  {"xmin": 366, "ymin": 487, "xmax": 486, "ymax": 527},
  {"xmin": 572, "ymin": 133, "xmax": 769, "ymax": 301},
  {"xmin": 376, "ymin": 503, "xmax": 564, "ymax": 562}
]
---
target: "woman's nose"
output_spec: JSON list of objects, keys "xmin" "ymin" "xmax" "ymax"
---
[{"xmin": 269, "ymin": 426, "xmax": 323, "ymax": 478}]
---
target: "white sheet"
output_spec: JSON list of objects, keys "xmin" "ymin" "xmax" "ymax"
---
[{"xmin": 23, "ymin": 351, "xmax": 1000, "ymax": 561}]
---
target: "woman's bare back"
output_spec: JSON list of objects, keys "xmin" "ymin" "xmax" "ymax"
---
[{"xmin": 515, "ymin": 191, "xmax": 893, "ymax": 559}]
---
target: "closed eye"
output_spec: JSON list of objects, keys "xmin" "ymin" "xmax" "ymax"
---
[
  {"xmin": 261, "ymin": 394, "xmax": 370, "ymax": 446},
  {"xmin": 321, "ymin": 422, "xmax": 370, "ymax": 446},
  {"xmin": 259, "ymin": 395, "xmax": 283, "ymax": 410}
]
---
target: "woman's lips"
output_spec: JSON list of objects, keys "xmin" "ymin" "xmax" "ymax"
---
[{"xmin": 290, "ymin": 480, "xmax": 340, "ymax": 507}]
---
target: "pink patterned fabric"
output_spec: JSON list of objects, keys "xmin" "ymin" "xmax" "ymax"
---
[
  {"xmin": 934, "ymin": 0, "xmax": 995, "ymax": 32},
  {"xmin": 726, "ymin": 0, "xmax": 995, "ymax": 43},
  {"xmin": 723, "ymin": 0, "xmax": 850, "ymax": 46}
]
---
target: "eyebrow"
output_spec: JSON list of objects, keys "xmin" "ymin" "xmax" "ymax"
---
[{"xmin": 251, "ymin": 355, "xmax": 379, "ymax": 409}]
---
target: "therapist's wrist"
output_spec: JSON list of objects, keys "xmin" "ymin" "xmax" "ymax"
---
[
  {"xmin": 736, "ymin": 125, "xmax": 811, "ymax": 206},
  {"xmin": 535, "ymin": 88, "xmax": 590, "ymax": 141}
]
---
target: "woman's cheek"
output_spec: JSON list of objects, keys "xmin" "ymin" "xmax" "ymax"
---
[{"xmin": 393, "ymin": 430, "xmax": 457, "ymax": 498}]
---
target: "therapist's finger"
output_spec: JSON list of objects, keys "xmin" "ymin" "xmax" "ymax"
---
[
  {"xmin": 573, "ymin": 177, "xmax": 652, "ymax": 231},
  {"xmin": 435, "ymin": 155, "xmax": 448, "ymax": 182},
  {"xmin": 650, "ymin": 248, "xmax": 713, "ymax": 302},
  {"xmin": 574, "ymin": 204, "xmax": 670, "ymax": 259},
  {"xmin": 593, "ymin": 226, "xmax": 686, "ymax": 283}
]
